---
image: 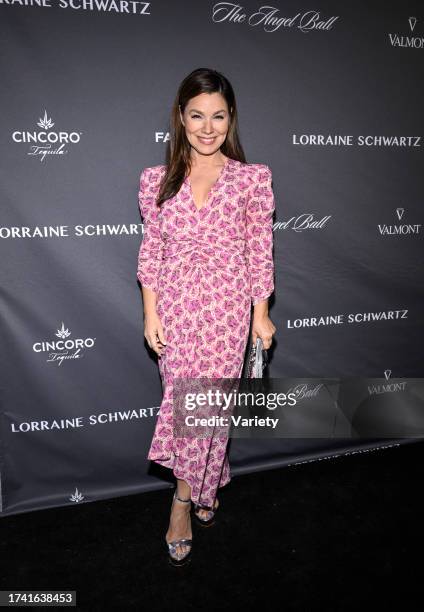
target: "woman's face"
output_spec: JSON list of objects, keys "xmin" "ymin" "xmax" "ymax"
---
[{"xmin": 180, "ymin": 92, "xmax": 230, "ymax": 157}]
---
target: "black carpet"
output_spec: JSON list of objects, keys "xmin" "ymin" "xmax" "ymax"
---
[{"xmin": 2, "ymin": 440, "xmax": 423, "ymax": 611}]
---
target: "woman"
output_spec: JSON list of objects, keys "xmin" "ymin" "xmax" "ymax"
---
[{"xmin": 137, "ymin": 67, "xmax": 276, "ymax": 565}]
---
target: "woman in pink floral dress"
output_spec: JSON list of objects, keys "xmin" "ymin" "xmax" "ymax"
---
[{"xmin": 136, "ymin": 68, "xmax": 276, "ymax": 565}]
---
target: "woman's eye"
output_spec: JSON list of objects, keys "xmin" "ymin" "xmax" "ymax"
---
[{"xmin": 190, "ymin": 115, "xmax": 225, "ymax": 119}]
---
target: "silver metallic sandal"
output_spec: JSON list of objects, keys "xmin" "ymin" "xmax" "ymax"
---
[
  {"xmin": 165, "ymin": 490, "xmax": 193, "ymax": 566},
  {"xmin": 194, "ymin": 497, "xmax": 219, "ymax": 527}
]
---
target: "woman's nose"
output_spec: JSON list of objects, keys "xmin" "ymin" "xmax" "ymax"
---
[{"xmin": 202, "ymin": 120, "xmax": 214, "ymax": 133}]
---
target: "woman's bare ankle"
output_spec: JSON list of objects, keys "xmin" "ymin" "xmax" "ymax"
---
[{"xmin": 176, "ymin": 478, "xmax": 191, "ymax": 501}]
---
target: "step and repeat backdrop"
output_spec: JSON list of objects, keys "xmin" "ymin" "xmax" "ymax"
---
[{"xmin": 0, "ymin": 1, "xmax": 422, "ymax": 516}]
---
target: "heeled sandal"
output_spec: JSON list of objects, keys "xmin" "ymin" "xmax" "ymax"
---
[
  {"xmin": 194, "ymin": 497, "xmax": 219, "ymax": 527},
  {"xmin": 165, "ymin": 490, "xmax": 193, "ymax": 566}
]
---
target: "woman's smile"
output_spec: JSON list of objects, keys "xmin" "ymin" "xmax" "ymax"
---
[{"xmin": 197, "ymin": 136, "xmax": 216, "ymax": 145}]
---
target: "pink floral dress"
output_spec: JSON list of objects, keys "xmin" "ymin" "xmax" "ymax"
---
[{"xmin": 137, "ymin": 157, "xmax": 275, "ymax": 508}]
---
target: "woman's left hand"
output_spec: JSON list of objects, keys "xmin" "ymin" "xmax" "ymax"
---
[{"xmin": 251, "ymin": 314, "xmax": 276, "ymax": 350}]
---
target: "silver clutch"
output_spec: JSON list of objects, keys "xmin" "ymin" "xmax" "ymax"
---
[{"xmin": 246, "ymin": 337, "xmax": 269, "ymax": 378}]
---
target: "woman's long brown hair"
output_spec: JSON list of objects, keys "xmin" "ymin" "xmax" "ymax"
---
[{"xmin": 155, "ymin": 67, "xmax": 247, "ymax": 208}]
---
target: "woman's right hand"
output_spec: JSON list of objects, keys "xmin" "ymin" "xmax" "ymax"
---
[{"xmin": 144, "ymin": 311, "xmax": 167, "ymax": 357}]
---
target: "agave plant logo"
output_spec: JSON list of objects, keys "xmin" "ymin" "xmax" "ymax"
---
[
  {"xmin": 56, "ymin": 322, "xmax": 71, "ymax": 339},
  {"xmin": 33, "ymin": 322, "xmax": 96, "ymax": 366},
  {"xmin": 12, "ymin": 109, "xmax": 82, "ymax": 161},
  {"xmin": 69, "ymin": 487, "xmax": 85, "ymax": 503},
  {"xmin": 37, "ymin": 110, "xmax": 55, "ymax": 130}
]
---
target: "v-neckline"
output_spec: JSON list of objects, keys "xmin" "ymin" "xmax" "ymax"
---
[{"xmin": 185, "ymin": 157, "xmax": 230, "ymax": 213}]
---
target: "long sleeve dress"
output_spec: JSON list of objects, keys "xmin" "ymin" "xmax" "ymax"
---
[{"xmin": 137, "ymin": 157, "xmax": 275, "ymax": 508}]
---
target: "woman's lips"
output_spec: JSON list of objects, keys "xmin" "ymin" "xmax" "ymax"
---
[{"xmin": 198, "ymin": 136, "xmax": 216, "ymax": 145}]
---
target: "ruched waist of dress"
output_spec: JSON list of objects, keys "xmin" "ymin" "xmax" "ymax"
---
[{"xmin": 162, "ymin": 235, "xmax": 248, "ymax": 270}]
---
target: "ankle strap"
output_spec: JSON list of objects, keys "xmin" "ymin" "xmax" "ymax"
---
[{"xmin": 175, "ymin": 493, "xmax": 191, "ymax": 503}]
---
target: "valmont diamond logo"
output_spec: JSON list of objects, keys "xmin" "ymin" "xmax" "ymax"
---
[
  {"xmin": 408, "ymin": 16, "xmax": 417, "ymax": 32},
  {"xmin": 389, "ymin": 16, "xmax": 422, "ymax": 48}
]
